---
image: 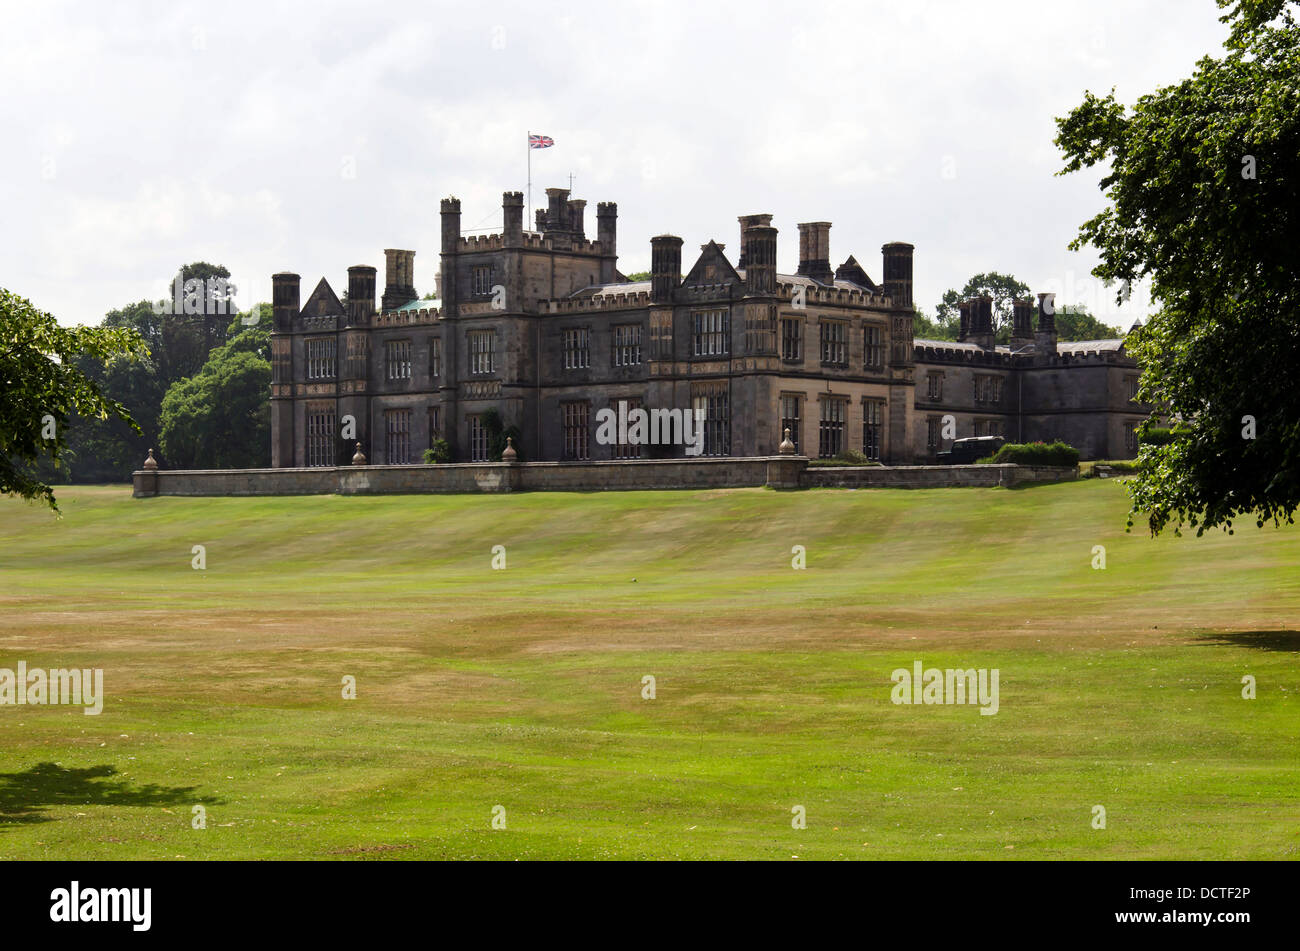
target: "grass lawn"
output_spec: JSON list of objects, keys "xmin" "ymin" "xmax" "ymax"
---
[{"xmin": 1, "ymin": 480, "xmax": 1297, "ymax": 860}]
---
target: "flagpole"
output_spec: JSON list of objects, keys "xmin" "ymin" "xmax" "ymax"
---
[{"xmin": 526, "ymin": 130, "xmax": 531, "ymax": 228}]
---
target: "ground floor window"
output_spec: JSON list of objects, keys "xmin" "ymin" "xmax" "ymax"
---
[
  {"xmin": 613, "ymin": 397, "xmax": 643, "ymax": 460},
  {"xmin": 780, "ymin": 394, "xmax": 801, "ymax": 452},
  {"xmin": 863, "ymin": 399, "xmax": 885, "ymax": 461},
  {"xmin": 306, "ymin": 405, "xmax": 336, "ymax": 467},
  {"xmin": 562, "ymin": 401, "xmax": 590, "ymax": 460},
  {"xmin": 468, "ymin": 414, "xmax": 490, "ymax": 462},
  {"xmin": 691, "ymin": 382, "xmax": 730, "ymax": 456},
  {"xmin": 385, "ymin": 408, "xmax": 412, "ymax": 464},
  {"xmin": 1125, "ymin": 420, "xmax": 1140, "ymax": 452},
  {"xmin": 819, "ymin": 397, "xmax": 847, "ymax": 458},
  {"xmin": 927, "ymin": 415, "xmax": 942, "ymax": 451}
]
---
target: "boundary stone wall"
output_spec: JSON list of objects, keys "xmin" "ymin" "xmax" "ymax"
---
[{"xmin": 133, "ymin": 459, "xmax": 1077, "ymax": 497}]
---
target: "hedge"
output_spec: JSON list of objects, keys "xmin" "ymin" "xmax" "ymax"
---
[{"xmin": 978, "ymin": 440, "xmax": 1079, "ymax": 468}]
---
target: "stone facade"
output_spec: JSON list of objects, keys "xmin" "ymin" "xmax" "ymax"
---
[{"xmin": 269, "ymin": 187, "xmax": 1150, "ymax": 468}]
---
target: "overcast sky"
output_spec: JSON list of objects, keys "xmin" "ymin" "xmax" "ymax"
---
[{"xmin": 2, "ymin": 0, "xmax": 1231, "ymax": 329}]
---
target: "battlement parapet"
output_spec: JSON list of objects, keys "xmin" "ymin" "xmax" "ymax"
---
[
  {"xmin": 375, "ymin": 307, "xmax": 440, "ymax": 326},
  {"xmin": 546, "ymin": 290, "xmax": 652, "ymax": 314}
]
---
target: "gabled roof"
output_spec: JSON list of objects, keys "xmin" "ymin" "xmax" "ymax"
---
[
  {"xmin": 300, "ymin": 277, "xmax": 344, "ymax": 318},
  {"xmin": 834, "ymin": 255, "xmax": 877, "ymax": 290},
  {"xmin": 682, "ymin": 240, "xmax": 741, "ymax": 287}
]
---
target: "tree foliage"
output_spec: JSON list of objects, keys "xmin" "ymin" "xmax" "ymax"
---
[
  {"xmin": 0, "ymin": 288, "xmax": 143, "ymax": 511},
  {"xmin": 1055, "ymin": 0, "xmax": 1299, "ymax": 534}
]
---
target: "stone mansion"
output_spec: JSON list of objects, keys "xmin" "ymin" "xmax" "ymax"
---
[{"xmin": 269, "ymin": 187, "xmax": 1146, "ymax": 467}]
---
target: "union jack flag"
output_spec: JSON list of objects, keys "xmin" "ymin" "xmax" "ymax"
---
[{"xmin": 529, "ymin": 134, "xmax": 554, "ymax": 149}]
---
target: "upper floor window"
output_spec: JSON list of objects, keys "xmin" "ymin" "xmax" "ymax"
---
[
  {"xmin": 306, "ymin": 337, "xmax": 337, "ymax": 380},
  {"xmin": 820, "ymin": 320, "xmax": 847, "ymax": 366},
  {"xmin": 974, "ymin": 374, "xmax": 1003, "ymax": 404},
  {"xmin": 1126, "ymin": 375, "xmax": 1140, "ymax": 401},
  {"xmin": 781, "ymin": 317, "xmax": 802, "ymax": 362},
  {"xmin": 864, "ymin": 324, "xmax": 886, "ymax": 370},
  {"xmin": 472, "ymin": 265, "xmax": 494, "ymax": 297},
  {"xmin": 469, "ymin": 330, "xmax": 495, "ymax": 375},
  {"xmin": 926, "ymin": 372, "xmax": 944, "ymax": 401},
  {"xmin": 613, "ymin": 324, "xmax": 642, "ymax": 367},
  {"xmin": 692, "ymin": 309, "xmax": 729, "ymax": 357},
  {"xmin": 430, "ymin": 337, "xmax": 442, "ymax": 378},
  {"xmin": 385, "ymin": 339, "xmax": 412, "ymax": 381},
  {"xmin": 564, "ymin": 328, "xmax": 591, "ymax": 370}
]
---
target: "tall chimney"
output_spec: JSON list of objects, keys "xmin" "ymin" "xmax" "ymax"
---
[
  {"xmin": 1011, "ymin": 297, "xmax": 1033, "ymax": 345},
  {"xmin": 958, "ymin": 299, "xmax": 972, "ymax": 342},
  {"xmin": 503, "ymin": 191, "xmax": 524, "ymax": 247},
  {"xmin": 969, "ymin": 295, "xmax": 995, "ymax": 349},
  {"xmin": 1036, "ymin": 292, "xmax": 1058, "ymax": 355},
  {"xmin": 797, "ymin": 222, "xmax": 833, "ymax": 284},
  {"xmin": 881, "ymin": 242, "xmax": 914, "ymax": 310},
  {"xmin": 567, "ymin": 198, "xmax": 586, "ymax": 240},
  {"xmin": 272, "ymin": 272, "xmax": 300, "ymax": 333},
  {"xmin": 346, "ymin": 266, "xmax": 376, "ymax": 326},
  {"xmin": 597, "ymin": 202, "xmax": 617, "ymax": 283},
  {"xmin": 382, "ymin": 249, "xmax": 416, "ymax": 312},
  {"xmin": 737, "ymin": 213, "xmax": 773, "ymax": 270},
  {"xmin": 650, "ymin": 235, "xmax": 683, "ymax": 304},
  {"xmin": 744, "ymin": 225, "xmax": 777, "ymax": 296},
  {"xmin": 440, "ymin": 197, "xmax": 461, "ymax": 253}
]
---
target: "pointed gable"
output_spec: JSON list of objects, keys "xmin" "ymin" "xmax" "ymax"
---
[
  {"xmin": 682, "ymin": 240, "xmax": 740, "ymax": 287},
  {"xmin": 301, "ymin": 277, "xmax": 345, "ymax": 318},
  {"xmin": 834, "ymin": 255, "xmax": 877, "ymax": 290}
]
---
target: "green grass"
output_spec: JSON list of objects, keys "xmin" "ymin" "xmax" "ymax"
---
[{"xmin": 1, "ymin": 481, "xmax": 1297, "ymax": 859}]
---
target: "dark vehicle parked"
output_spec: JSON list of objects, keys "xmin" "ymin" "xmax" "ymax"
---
[{"xmin": 936, "ymin": 435, "xmax": 1005, "ymax": 464}]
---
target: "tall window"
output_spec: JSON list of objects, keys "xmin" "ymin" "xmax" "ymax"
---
[
  {"xmin": 306, "ymin": 405, "xmax": 336, "ymax": 467},
  {"xmin": 472, "ymin": 265, "xmax": 494, "ymax": 296},
  {"xmin": 563, "ymin": 328, "xmax": 591, "ymax": 369},
  {"xmin": 428, "ymin": 406, "xmax": 441, "ymax": 443},
  {"xmin": 863, "ymin": 399, "xmax": 885, "ymax": 461},
  {"xmin": 820, "ymin": 320, "xmax": 847, "ymax": 366},
  {"xmin": 385, "ymin": 409, "xmax": 412, "ymax": 464},
  {"xmin": 469, "ymin": 330, "xmax": 495, "ymax": 374},
  {"xmin": 974, "ymin": 374, "xmax": 1003, "ymax": 404},
  {"xmin": 927, "ymin": 416, "xmax": 942, "ymax": 451},
  {"xmin": 692, "ymin": 309, "xmax": 729, "ymax": 357},
  {"xmin": 781, "ymin": 317, "xmax": 802, "ymax": 362},
  {"xmin": 613, "ymin": 397, "xmax": 643, "ymax": 459},
  {"xmin": 780, "ymin": 394, "xmax": 801, "ymax": 453},
  {"xmin": 926, "ymin": 372, "xmax": 944, "ymax": 401},
  {"xmin": 818, "ymin": 398, "xmax": 847, "ymax": 458},
  {"xmin": 386, "ymin": 340, "xmax": 412, "ymax": 381},
  {"xmin": 306, "ymin": 337, "xmax": 337, "ymax": 380},
  {"xmin": 692, "ymin": 382, "xmax": 730, "ymax": 456},
  {"xmin": 1125, "ymin": 420, "xmax": 1140, "ymax": 452},
  {"xmin": 1126, "ymin": 375, "xmax": 1140, "ymax": 401},
  {"xmin": 562, "ymin": 401, "xmax": 590, "ymax": 460},
  {"xmin": 864, "ymin": 324, "xmax": 886, "ymax": 370},
  {"xmin": 975, "ymin": 419, "xmax": 1001, "ymax": 438},
  {"xmin": 613, "ymin": 324, "xmax": 642, "ymax": 367},
  {"xmin": 468, "ymin": 415, "xmax": 489, "ymax": 461},
  {"xmin": 430, "ymin": 337, "xmax": 442, "ymax": 378}
]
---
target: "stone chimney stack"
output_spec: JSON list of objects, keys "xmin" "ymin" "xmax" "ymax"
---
[
  {"xmin": 381, "ymin": 249, "xmax": 416, "ymax": 312},
  {"xmin": 881, "ymin": 242, "xmax": 914, "ymax": 310},
  {"xmin": 272, "ymin": 272, "xmax": 300, "ymax": 333},
  {"xmin": 440, "ymin": 197, "xmax": 461, "ymax": 253},
  {"xmin": 1011, "ymin": 297, "xmax": 1034, "ymax": 347},
  {"xmin": 797, "ymin": 222, "xmax": 833, "ymax": 284},
  {"xmin": 346, "ymin": 265, "xmax": 376, "ymax": 326},
  {"xmin": 744, "ymin": 225, "xmax": 778, "ymax": 296},
  {"xmin": 597, "ymin": 202, "xmax": 618, "ymax": 283},
  {"xmin": 958, "ymin": 299, "xmax": 972, "ymax": 342},
  {"xmin": 1036, "ymin": 292, "xmax": 1058, "ymax": 355},
  {"xmin": 970, "ymin": 295, "xmax": 995, "ymax": 349},
  {"xmin": 503, "ymin": 191, "xmax": 524, "ymax": 247},
  {"xmin": 650, "ymin": 235, "xmax": 683, "ymax": 304},
  {"xmin": 737, "ymin": 213, "xmax": 773, "ymax": 270},
  {"xmin": 567, "ymin": 198, "xmax": 586, "ymax": 240}
]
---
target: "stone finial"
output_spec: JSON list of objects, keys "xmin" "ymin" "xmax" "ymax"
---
[
  {"xmin": 143, "ymin": 448, "xmax": 159, "ymax": 470},
  {"xmin": 352, "ymin": 442, "xmax": 367, "ymax": 466},
  {"xmin": 779, "ymin": 429, "xmax": 796, "ymax": 455},
  {"xmin": 502, "ymin": 435, "xmax": 518, "ymax": 463}
]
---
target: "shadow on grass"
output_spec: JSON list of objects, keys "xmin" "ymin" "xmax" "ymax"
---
[
  {"xmin": 1195, "ymin": 630, "xmax": 1300, "ymax": 653},
  {"xmin": 0, "ymin": 762, "xmax": 221, "ymax": 828}
]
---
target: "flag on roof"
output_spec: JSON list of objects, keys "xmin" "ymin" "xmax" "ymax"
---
[{"xmin": 529, "ymin": 134, "xmax": 554, "ymax": 149}]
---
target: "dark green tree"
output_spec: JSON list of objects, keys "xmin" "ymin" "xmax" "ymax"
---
[
  {"xmin": 1055, "ymin": 0, "xmax": 1299, "ymax": 534},
  {"xmin": 934, "ymin": 272, "xmax": 1032, "ymax": 343},
  {"xmin": 0, "ymin": 288, "xmax": 143, "ymax": 511}
]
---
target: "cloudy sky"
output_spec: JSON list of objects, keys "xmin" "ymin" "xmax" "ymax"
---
[{"xmin": 3, "ymin": 0, "xmax": 1231, "ymax": 328}]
